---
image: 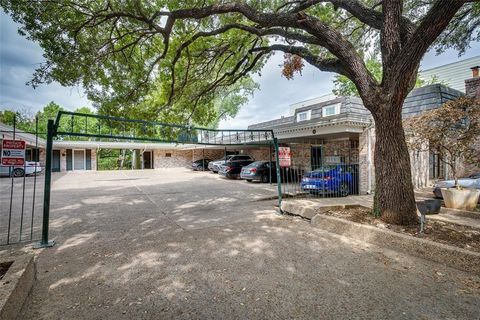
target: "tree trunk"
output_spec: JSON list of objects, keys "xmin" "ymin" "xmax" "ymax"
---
[{"xmin": 372, "ymin": 109, "xmax": 418, "ymax": 225}]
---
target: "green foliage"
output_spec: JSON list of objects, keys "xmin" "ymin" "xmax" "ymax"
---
[
  {"xmin": 0, "ymin": 109, "xmax": 33, "ymax": 131},
  {"xmin": 1, "ymin": 0, "xmax": 477, "ymax": 126}
]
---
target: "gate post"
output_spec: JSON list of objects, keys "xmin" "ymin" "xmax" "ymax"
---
[
  {"xmin": 34, "ymin": 120, "xmax": 55, "ymax": 248},
  {"xmin": 273, "ymin": 137, "xmax": 283, "ymax": 214}
]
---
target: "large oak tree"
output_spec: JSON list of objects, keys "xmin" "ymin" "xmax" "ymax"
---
[{"xmin": 2, "ymin": 0, "xmax": 479, "ymax": 225}]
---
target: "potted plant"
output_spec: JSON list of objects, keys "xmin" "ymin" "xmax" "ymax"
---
[{"xmin": 405, "ymin": 97, "xmax": 480, "ymax": 211}]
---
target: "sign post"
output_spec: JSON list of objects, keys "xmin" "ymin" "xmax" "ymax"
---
[{"xmin": 1, "ymin": 140, "xmax": 26, "ymax": 166}]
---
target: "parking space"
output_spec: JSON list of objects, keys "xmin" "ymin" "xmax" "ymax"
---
[{"xmin": 10, "ymin": 169, "xmax": 480, "ymax": 319}]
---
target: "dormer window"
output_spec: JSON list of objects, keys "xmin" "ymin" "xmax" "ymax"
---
[
  {"xmin": 297, "ymin": 110, "xmax": 311, "ymax": 122},
  {"xmin": 322, "ymin": 103, "xmax": 341, "ymax": 117}
]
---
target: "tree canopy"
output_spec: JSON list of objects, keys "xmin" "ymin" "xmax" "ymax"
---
[{"xmin": 2, "ymin": 1, "xmax": 478, "ymax": 124}]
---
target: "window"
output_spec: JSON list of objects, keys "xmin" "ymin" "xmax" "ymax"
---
[
  {"xmin": 296, "ymin": 110, "xmax": 311, "ymax": 122},
  {"xmin": 322, "ymin": 103, "xmax": 341, "ymax": 117},
  {"xmin": 25, "ymin": 148, "xmax": 40, "ymax": 162},
  {"xmin": 165, "ymin": 153, "xmax": 172, "ymax": 157}
]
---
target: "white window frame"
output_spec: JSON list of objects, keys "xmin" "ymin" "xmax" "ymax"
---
[
  {"xmin": 296, "ymin": 110, "xmax": 311, "ymax": 122},
  {"xmin": 72, "ymin": 149, "xmax": 86, "ymax": 171},
  {"xmin": 322, "ymin": 103, "xmax": 341, "ymax": 117}
]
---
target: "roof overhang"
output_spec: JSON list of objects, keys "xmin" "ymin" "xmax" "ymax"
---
[
  {"xmin": 52, "ymin": 140, "xmax": 192, "ymax": 150},
  {"xmin": 274, "ymin": 119, "xmax": 369, "ymax": 140}
]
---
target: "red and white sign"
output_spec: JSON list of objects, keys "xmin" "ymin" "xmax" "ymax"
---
[
  {"xmin": 1, "ymin": 140, "xmax": 26, "ymax": 166},
  {"xmin": 278, "ymin": 147, "xmax": 291, "ymax": 167}
]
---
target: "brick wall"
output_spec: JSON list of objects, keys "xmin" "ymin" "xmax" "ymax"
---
[
  {"xmin": 359, "ymin": 127, "xmax": 375, "ymax": 194},
  {"xmin": 359, "ymin": 126, "xmax": 441, "ymax": 193},
  {"xmin": 191, "ymin": 149, "xmax": 225, "ymax": 161},
  {"xmin": 465, "ymin": 77, "xmax": 480, "ymax": 101},
  {"xmin": 289, "ymin": 144, "xmax": 311, "ymax": 169},
  {"xmin": 153, "ymin": 149, "xmax": 193, "ymax": 168},
  {"xmin": 322, "ymin": 139, "xmax": 359, "ymax": 164},
  {"xmin": 91, "ymin": 149, "xmax": 97, "ymax": 171},
  {"xmin": 248, "ymin": 148, "xmax": 273, "ymax": 161}
]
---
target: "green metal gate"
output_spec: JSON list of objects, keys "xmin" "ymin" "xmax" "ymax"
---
[{"xmin": 35, "ymin": 111, "xmax": 283, "ymax": 248}]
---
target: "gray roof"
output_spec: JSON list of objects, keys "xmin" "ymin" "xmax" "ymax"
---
[{"xmin": 248, "ymin": 84, "xmax": 464, "ymax": 131}]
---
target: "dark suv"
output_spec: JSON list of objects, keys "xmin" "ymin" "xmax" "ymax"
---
[{"xmin": 218, "ymin": 156, "xmax": 255, "ymax": 179}]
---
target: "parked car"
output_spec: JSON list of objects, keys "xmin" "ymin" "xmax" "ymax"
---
[
  {"xmin": 208, "ymin": 155, "xmax": 234, "ymax": 173},
  {"xmin": 433, "ymin": 173, "xmax": 480, "ymax": 202},
  {"xmin": 240, "ymin": 161, "xmax": 277, "ymax": 183},
  {"xmin": 300, "ymin": 165, "xmax": 357, "ymax": 197},
  {"xmin": 209, "ymin": 155, "xmax": 254, "ymax": 173},
  {"xmin": 218, "ymin": 159, "xmax": 254, "ymax": 179},
  {"xmin": 191, "ymin": 158, "xmax": 212, "ymax": 171},
  {"xmin": 0, "ymin": 162, "xmax": 42, "ymax": 177}
]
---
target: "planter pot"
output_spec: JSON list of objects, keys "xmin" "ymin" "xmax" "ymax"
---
[{"xmin": 441, "ymin": 188, "xmax": 480, "ymax": 211}]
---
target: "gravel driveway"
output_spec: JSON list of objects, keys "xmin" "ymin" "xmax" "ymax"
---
[{"xmin": 14, "ymin": 169, "xmax": 480, "ymax": 319}]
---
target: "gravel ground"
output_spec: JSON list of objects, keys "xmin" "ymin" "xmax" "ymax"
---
[{"xmin": 6, "ymin": 169, "xmax": 479, "ymax": 319}]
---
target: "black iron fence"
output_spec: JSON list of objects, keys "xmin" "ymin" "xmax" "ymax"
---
[
  {"xmin": 279, "ymin": 164, "xmax": 360, "ymax": 198},
  {"xmin": 0, "ymin": 117, "xmax": 45, "ymax": 246}
]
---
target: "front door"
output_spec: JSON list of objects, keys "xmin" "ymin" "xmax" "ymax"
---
[
  {"xmin": 73, "ymin": 150, "xmax": 85, "ymax": 170},
  {"xmin": 143, "ymin": 151, "xmax": 152, "ymax": 169},
  {"xmin": 311, "ymin": 146, "xmax": 323, "ymax": 170},
  {"xmin": 52, "ymin": 150, "xmax": 61, "ymax": 172}
]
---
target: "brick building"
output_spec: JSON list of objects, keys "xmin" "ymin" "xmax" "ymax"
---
[{"xmin": 248, "ymin": 67, "xmax": 480, "ymax": 194}]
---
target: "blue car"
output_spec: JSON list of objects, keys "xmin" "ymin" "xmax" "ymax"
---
[{"xmin": 300, "ymin": 165, "xmax": 357, "ymax": 197}]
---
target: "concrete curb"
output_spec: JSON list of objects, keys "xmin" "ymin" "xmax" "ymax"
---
[
  {"xmin": 281, "ymin": 202, "xmax": 480, "ymax": 275},
  {"xmin": 0, "ymin": 254, "xmax": 36, "ymax": 320}
]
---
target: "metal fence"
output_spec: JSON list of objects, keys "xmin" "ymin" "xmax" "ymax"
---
[
  {"xmin": 0, "ymin": 117, "xmax": 45, "ymax": 246},
  {"xmin": 278, "ymin": 144, "xmax": 360, "ymax": 199},
  {"xmin": 279, "ymin": 164, "xmax": 360, "ymax": 198}
]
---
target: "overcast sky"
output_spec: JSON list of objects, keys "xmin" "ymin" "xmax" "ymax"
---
[{"xmin": 1, "ymin": 11, "xmax": 479, "ymax": 129}]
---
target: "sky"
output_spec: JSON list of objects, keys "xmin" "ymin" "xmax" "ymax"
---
[{"xmin": 1, "ymin": 11, "xmax": 479, "ymax": 129}]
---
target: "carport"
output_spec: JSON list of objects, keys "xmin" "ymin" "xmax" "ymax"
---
[{"xmin": 35, "ymin": 111, "xmax": 284, "ymax": 248}]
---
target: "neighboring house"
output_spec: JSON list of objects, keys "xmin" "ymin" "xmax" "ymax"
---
[{"xmin": 419, "ymin": 55, "xmax": 480, "ymax": 92}]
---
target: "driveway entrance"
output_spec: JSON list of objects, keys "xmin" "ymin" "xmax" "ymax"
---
[{"xmin": 19, "ymin": 170, "xmax": 480, "ymax": 319}]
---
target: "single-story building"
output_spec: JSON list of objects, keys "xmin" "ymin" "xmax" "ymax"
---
[{"xmin": 0, "ymin": 124, "xmax": 274, "ymax": 172}]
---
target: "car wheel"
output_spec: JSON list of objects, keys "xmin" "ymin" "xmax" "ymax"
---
[
  {"xmin": 246, "ymin": 179, "xmax": 252, "ymax": 182},
  {"xmin": 340, "ymin": 183, "xmax": 349, "ymax": 197},
  {"xmin": 12, "ymin": 168, "xmax": 25, "ymax": 177},
  {"xmin": 261, "ymin": 174, "xmax": 269, "ymax": 183}
]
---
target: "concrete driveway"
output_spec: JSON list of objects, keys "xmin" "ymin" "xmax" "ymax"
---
[{"xmin": 8, "ymin": 169, "xmax": 480, "ymax": 319}]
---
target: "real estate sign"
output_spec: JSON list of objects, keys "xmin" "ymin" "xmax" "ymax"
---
[
  {"xmin": 278, "ymin": 147, "xmax": 291, "ymax": 167},
  {"xmin": 1, "ymin": 140, "xmax": 26, "ymax": 166}
]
